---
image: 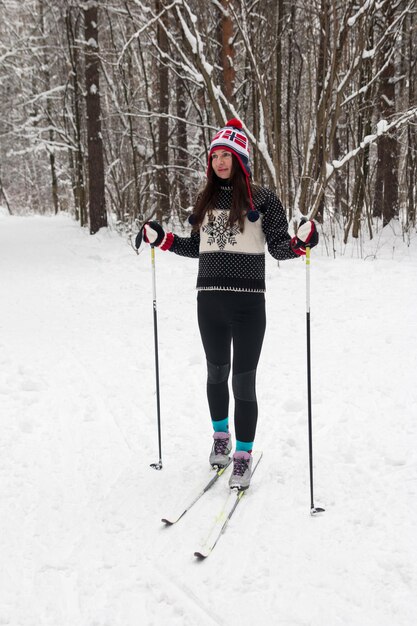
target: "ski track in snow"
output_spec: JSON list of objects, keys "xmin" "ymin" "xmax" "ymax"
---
[{"xmin": 1, "ymin": 214, "xmax": 417, "ymax": 626}]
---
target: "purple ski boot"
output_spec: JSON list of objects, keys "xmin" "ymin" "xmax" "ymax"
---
[
  {"xmin": 229, "ymin": 451, "xmax": 253, "ymax": 490},
  {"xmin": 209, "ymin": 432, "xmax": 232, "ymax": 468}
]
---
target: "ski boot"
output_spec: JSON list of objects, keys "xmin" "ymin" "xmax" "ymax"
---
[
  {"xmin": 209, "ymin": 432, "xmax": 232, "ymax": 468},
  {"xmin": 229, "ymin": 451, "xmax": 253, "ymax": 490}
]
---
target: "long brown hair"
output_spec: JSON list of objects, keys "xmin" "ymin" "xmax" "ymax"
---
[{"xmin": 191, "ymin": 154, "xmax": 254, "ymax": 232}]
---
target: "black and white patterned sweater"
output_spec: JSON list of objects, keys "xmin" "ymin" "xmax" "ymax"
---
[{"xmin": 169, "ymin": 185, "xmax": 298, "ymax": 293}]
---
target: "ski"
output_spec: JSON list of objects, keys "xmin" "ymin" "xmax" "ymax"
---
[
  {"xmin": 161, "ymin": 458, "xmax": 232, "ymax": 525},
  {"xmin": 194, "ymin": 451, "xmax": 263, "ymax": 559}
]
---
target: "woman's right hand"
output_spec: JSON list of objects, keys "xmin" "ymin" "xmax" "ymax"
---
[
  {"xmin": 135, "ymin": 221, "xmax": 174, "ymax": 251},
  {"xmin": 143, "ymin": 221, "xmax": 166, "ymax": 246}
]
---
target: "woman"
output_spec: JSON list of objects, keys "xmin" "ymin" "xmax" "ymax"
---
[{"xmin": 136, "ymin": 118, "xmax": 318, "ymax": 490}]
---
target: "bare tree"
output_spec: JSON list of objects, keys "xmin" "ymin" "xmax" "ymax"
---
[
  {"xmin": 406, "ymin": 9, "xmax": 417, "ymax": 229},
  {"xmin": 1, "ymin": 0, "xmax": 416, "ymax": 245},
  {"xmin": 218, "ymin": 0, "xmax": 235, "ymax": 103},
  {"xmin": 84, "ymin": 1, "xmax": 107, "ymax": 234},
  {"xmin": 372, "ymin": 3, "xmax": 400, "ymax": 226},
  {"xmin": 155, "ymin": 0, "xmax": 170, "ymax": 221},
  {"xmin": 65, "ymin": 6, "xmax": 87, "ymax": 225}
]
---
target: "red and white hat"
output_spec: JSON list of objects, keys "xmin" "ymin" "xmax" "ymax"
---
[
  {"xmin": 207, "ymin": 118, "xmax": 259, "ymax": 222},
  {"xmin": 207, "ymin": 118, "xmax": 251, "ymax": 177}
]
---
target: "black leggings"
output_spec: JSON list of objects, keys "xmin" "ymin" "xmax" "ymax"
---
[{"xmin": 197, "ymin": 291, "xmax": 266, "ymax": 443}]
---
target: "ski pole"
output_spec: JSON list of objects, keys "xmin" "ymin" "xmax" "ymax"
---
[
  {"xmin": 306, "ymin": 245, "xmax": 324, "ymax": 515},
  {"xmin": 150, "ymin": 244, "xmax": 163, "ymax": 470}
]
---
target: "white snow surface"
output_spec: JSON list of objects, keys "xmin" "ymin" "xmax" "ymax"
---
[{"xmin": 1, "ymin": 214, "xmax": 417, "ymax": 626}]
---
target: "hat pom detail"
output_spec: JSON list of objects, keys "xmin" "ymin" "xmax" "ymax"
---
[
  {"xmin": 188, "ymin": 214, "xmax": 197, "ymax": 225},
  {"xmin": 247, "ymin": 209, "xmax": 259, "ymax": 222},
  {"xmin": 226, "ymin": 118, "xmax": 243, "ymax": 130}
]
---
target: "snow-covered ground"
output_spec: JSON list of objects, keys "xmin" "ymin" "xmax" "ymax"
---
[{"xmin": 1, "ymin": 212, "xmax": 417, "ymax": 626}]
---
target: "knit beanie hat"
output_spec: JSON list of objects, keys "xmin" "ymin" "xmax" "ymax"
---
[{"xmin": 207, "ymin": 118, "xmax": 259, "ymax": 222}]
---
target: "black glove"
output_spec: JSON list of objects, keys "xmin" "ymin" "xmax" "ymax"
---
[
  {"xmin": 291, "ymin": 219, "xmax": 319, "ymax": 255},
  {"xmin": 135, "ymin": 221, "xmax": 173, "ymax": 250}
]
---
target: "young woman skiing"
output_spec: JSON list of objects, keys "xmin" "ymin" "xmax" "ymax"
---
[{"xmin": 136, "ymin": 119, "xmax": 318, "ymax": 490}]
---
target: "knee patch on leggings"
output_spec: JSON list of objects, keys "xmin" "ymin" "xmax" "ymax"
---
[
  {"xmin": 207, "ymin": 360, "xmax": 230, "ymax": 385},
  {"xmin": 232, "ymin": 370, "xmax": 256, "ymax": 402}
]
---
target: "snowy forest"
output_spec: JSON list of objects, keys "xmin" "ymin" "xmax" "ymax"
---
[
  {"xmin": 1, "ymin": 0, "xmax": 416, "ymax": 243},
  {"xmin": 2, "ymin": 2, "xmax": 417, "ymax": 623}
]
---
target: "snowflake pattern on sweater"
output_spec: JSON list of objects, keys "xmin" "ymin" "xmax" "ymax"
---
[
  {"xmin": 169, "ymin": 185, "xmax": 298, "ymax": 292},
  {"xmin": 202, "ymin": 212, "xmax": 240, "ymax": 250}
]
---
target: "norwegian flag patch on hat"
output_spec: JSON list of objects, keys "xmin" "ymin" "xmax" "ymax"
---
[{"xmin": 208, "ymin": 118, "xmax": 251, "ymax": 177}]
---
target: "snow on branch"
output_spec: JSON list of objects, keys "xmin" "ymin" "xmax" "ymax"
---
[
  {"xmin": 176, "ymin": 1, "xmax": 214, "ymax": 78},
  {"xmin": 174, "ymin": 1, "xmax": 228, "ymax": 125},
  {"xmin": 210, "ymin": 0, "xmax": 230, "ymax": 17},
  {"xmin": 80, "ymin": 1, "xmax": 99, "ymax": 10},
  {"xmin": 24, "ymin": 85, "xmax": 67, "ymax": 106},
  {"xmin": 327, "ymin": 108, "xmax": 417, "ymax": 178},
  {"xmin": 225, "ymin": 1, "xmax": 276, "ymax": 184},
  {"xmin": 347, "ymin": 0, "xmax": 376, "ymax": 27},
  {"xmin": 117, "ymin": 0, "xmax": 181, "ymax": 66},
  {"xmin": 342, "ymin": 45, "xmax": 396, "ymax": 107},
  {"xmin": 341, "ymin": 0, "xmax": 412, "ymax": 107}
]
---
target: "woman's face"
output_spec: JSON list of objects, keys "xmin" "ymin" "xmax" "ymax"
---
[{"xmin": 211, "ymin": 150, "xmax": 233, "ymax": 179}]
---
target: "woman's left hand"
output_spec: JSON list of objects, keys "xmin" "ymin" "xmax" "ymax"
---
[{"xmin": 291, "ymin": 220, "xmax": 319, "ymax": 255}]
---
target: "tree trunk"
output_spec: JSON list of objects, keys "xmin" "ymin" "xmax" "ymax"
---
[
  {"xmin": 176, "ymin": 72, "xmax": 189, "ymax": 217},
  {"xmin": 220, "ymin": 0, "xmax": 235, "ymax": 103},
  {"xmin": 314, "ymin": 0, "xmax": 330, "ymax": 222},
  {"xmin": 136, "ymin": 34, "xmax": 159, "ymax": 220},
  {"xmin": 252, "ymin": 78, "xmax": 260, "ymax": 183},
  {"xmin": 352, "ymin": 23, "xmax": 373, "ymax": 239},
  {"xmin": 406, "ymin": 10, "xmax": 416, "ymax": 229},
  {"xmin": 407, "ymin": 122, "xmax": 417, "ymax": 228},
  {"xmin": 84, "ymin": 3, "xmax": 107, "ymax": 234},
  {"xmin": 39, "ymin": 0, "xmax": 59, "ymax": 214},
  {"xmin": 120, "ymin": 43, "xmax": 141, "ymax": 219},
  {"xmin": 372, "ymin": 5, "xmax": 399, "ymax": 226},
  {"xmin": 156, "ymin": 0, "xmax": 170, "ymax": 222},
  {"xmin": 65, "ymin": 8, "xmax": 87, "ymax": 225},
  {"xmin": 332, "ymin": 121, "xmax": 344, "ymax": 215},
  {"xmin": 274, "ymin": 0, "xmax": 284, "ymax": 197},
  {"xmin": 0, "ymin": 171, "xmax": 12, "ymax": 215}
]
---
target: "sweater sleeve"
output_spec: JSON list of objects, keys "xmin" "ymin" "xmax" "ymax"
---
[
  {"xmin": 169, "ymin": 231, "xmax": 200, "ymax": 258},
  {"xmin": 261, "ymin": 190, "xmax": 298, "ymax": 261}
]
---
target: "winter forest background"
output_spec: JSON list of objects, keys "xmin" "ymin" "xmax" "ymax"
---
[
  {"xmin": 2, "ymin": 3, "xmax": 417, "ymax": 622},
  {"xmin": 1, "ymin": 0, "xmax": 416, "ymax": 248}
]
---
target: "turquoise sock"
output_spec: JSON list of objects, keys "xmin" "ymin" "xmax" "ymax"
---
[
  {"xmin": 236, "ymin": 440, "xmax": 253, "ymax": 453},
  {"xmin": 212, "ymin": 417, "xmax": 229, "ymax": 433}
]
